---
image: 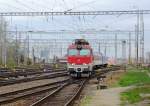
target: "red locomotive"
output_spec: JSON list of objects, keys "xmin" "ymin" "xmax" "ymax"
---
[{"xmin": 67, "ymin": 39, "xmax": 107, "ymax": 77}]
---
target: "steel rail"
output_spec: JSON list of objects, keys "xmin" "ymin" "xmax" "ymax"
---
[
  {"xmin": 64, "ymin": 79, "xmax": 87, "ymax": 106},
  {"xmin": 0, "ymin": 71, "xmax": 68, "ymax": 86},
  {"xmin": 30, "ymin": 83, "xmax": 67, "ymax": 106},
  {"xmin": 0, "ymin": 78, "xmax": 70, "ymax": 105},
  {"xmin": 30, "ymin": 79, "xmax": 87, "ymax": 106},
  {"xmin": 0, "ymin": 69, "xmax": 66, "ymax": 78}
]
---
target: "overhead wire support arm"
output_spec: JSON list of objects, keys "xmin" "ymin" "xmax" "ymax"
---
[
  {"xmin": 1, "ymin": 10, "xmax": 150, "ymax": 16},
  {"xmin": 6, "ymin": 30, "xmax": 140, "ymax": 35}
]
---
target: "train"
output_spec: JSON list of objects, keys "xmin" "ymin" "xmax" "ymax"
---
[{"xmin": 67, "ymin": 39, "xmax": 108, "ymax": 77}]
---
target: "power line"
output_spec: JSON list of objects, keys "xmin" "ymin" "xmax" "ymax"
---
[
  {"xmin": 64, "ymin": 0, "xmax": 98, "ymax": 12},
  {"xmin": 14, "ymin": 0, "xmax": 37, "ymax": 11},
  {"xmin": 19, "ymin": 0, "xmax": 54, "ymax": 11},
  {"xmin": 1, "ymin": 10, "xmax": 150, "ymax": 16},
  {"xmin": 0, "ymin": 2, "xmax": 25, "ymax": 11}
]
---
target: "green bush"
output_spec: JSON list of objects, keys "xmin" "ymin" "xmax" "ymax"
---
[{"xmin": 7, "ymin": 57, "xmax": 16, "ymax": 68}]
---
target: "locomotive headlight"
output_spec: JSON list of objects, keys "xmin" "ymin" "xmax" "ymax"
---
[
  {"xmin": 83, "ymin": 63, "xmax": 87, "ymax": 65},
  {"xmin": 72, "ymin": 63, "xmax": 75, "ymax": 65}
]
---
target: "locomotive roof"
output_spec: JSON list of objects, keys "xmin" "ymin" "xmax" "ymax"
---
[{"xmin": 68, "ymin": 44, "xmax": 92, "ymax": 49}]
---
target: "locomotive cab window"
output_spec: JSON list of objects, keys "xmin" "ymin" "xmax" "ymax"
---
[
  {"xmin": 68, "ymin": 49, "xmax": 78, "ymax": 56},
  {"xmin": 80, "ymin": 49, "xmax": 90, "ymax": 56}
]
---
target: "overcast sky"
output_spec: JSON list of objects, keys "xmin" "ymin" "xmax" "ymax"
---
[
  {"xmin": 0, "ymin": 0, "xmax": 150, "ymax": 11},
  {"xmin": 0, "ymin": 0, "xmax": 150, "ymax": 55}
]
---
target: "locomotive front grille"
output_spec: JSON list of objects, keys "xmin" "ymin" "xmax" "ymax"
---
[
  {"xmin": 68, "ymin": 68, "xmax": 74, "ymax": 71},
  {"xmin": 77, "ymin": 68, "xmax": 81, "ymax": 72},
  {"xmin": 83, "ymin": 68, "xmax": 89, "ymax": 71}
]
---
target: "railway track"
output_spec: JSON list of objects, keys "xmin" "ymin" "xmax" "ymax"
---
[
  {"xmin": 0, "ymin": 66, "xmax": 123, "ymax": 106},
  {"xmin": 0, "ymin": 78, "xmax": 70, "ymax": 105},
  {"xmin": 94, "ymin": 65, "xmax": 123, "ymax": 77},
  {"xmin": 0, "ymin": 68, "xmax": 66, "ymax": 78},
  {"xmin": 30, "ymin": 79, "xmax": 87, "ymax": 106},
  {"xmin": 0, "ymin": 71, "xmax": 68, "ymax": 86}
]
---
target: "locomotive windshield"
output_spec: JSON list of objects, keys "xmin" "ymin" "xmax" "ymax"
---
[
  {"xmin": 80, "ymin": 49, "xmax": 90, "ymax": 56},
  {"xmin": 68, "ymin": 49, "xmax": 78, "ymax": 56}
]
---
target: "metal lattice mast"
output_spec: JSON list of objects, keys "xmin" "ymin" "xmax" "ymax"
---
[
  {"xmin": 140, "ymin": 13, "xmax": 145, "ymax": 64},
  {"xmin": 136, "ymin": 11, "xmax": 140, "ymax": 65}
]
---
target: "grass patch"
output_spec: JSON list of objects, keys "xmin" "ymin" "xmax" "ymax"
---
[
  {"xmin": 118, "ymin": 67, "xmax": 150, "ymax": 105},
  {"xmin": 80, "ymin": 96, "xmax": 92, "ymax": 106},
  {"xmin": 121, "ymin": 85, "xmax": 150, "ymax": 104},
  {"xmin": 111, "ymin": 82, "xmax": 120, "ymax": 87},
  {"xmin": 118, "ymin": 71, "xmax": 150, "ymax": 87}
]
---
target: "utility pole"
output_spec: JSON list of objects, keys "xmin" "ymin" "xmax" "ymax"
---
[
  {"xmin": 0, "ymin": 17, "xmax": 5, "ymax": 66},
  {"xmin": 122, "ymin": 40, "xmax": 126, "ymax": 64},
  {"xmin": 135, "ymin": 24, "xmax": 139, "ymax": 65},
  {"xmin": 18, "ymin": 32, "xmax": 21, "ymax": 65},
  {"xmin": 104, "ymin": 42, "xmax": 107, "ymax": 57},
  {"xmin": 27, "ymin": 33, "xmax": 30, "ymax": 59},
  {"xmin": 98, "ymin": 42, "xmax": 101, "ymax": 54},
  {"xmin": 23, "ymin": 39, "xmax": 26, "ymax": 65},
  {"xmin": 0, "ymin": 17, "xmax": 3, "ymax": 65},
  {"xmin": 115, "ymin": 34, "xmax": 117, "ymax": 64},
  {"xmin": 128, "ymin": 33, "xmax": 131, "ymax": 64},
  {"xmin": 60, "ymin": 45, "xmax": 63, "ymax": 57},
  {"xmin": 0, "ymin": 18, "xmax": 7, "ymax": 67},
  {"xmin": 15, "ymin": 26, "xmax": 19, "ymax": 65},
  {"xmin": 4, "ymin": 22, "xmax": 7, "ymax": 67},
  {"xmin": 32, "ymin": 47, "xmax": 35, "ymax": 64}
]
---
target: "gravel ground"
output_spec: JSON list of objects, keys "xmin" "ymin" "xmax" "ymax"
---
[
  {"xmin": 0, "ymin": 76, "xmax": 68, "ymax": 95},
  {"xmin": 1, "ymin": 89, "xmax": 56, "ymax": 106}
]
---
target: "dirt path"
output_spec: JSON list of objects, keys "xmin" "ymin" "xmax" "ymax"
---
[
  {"xmin": 77, "ymin": 70, "xmax": 130, "ymax": 106},
  {"xmin": 86, "ymin": 86, "xmax": 131, "ymax": 106}
]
